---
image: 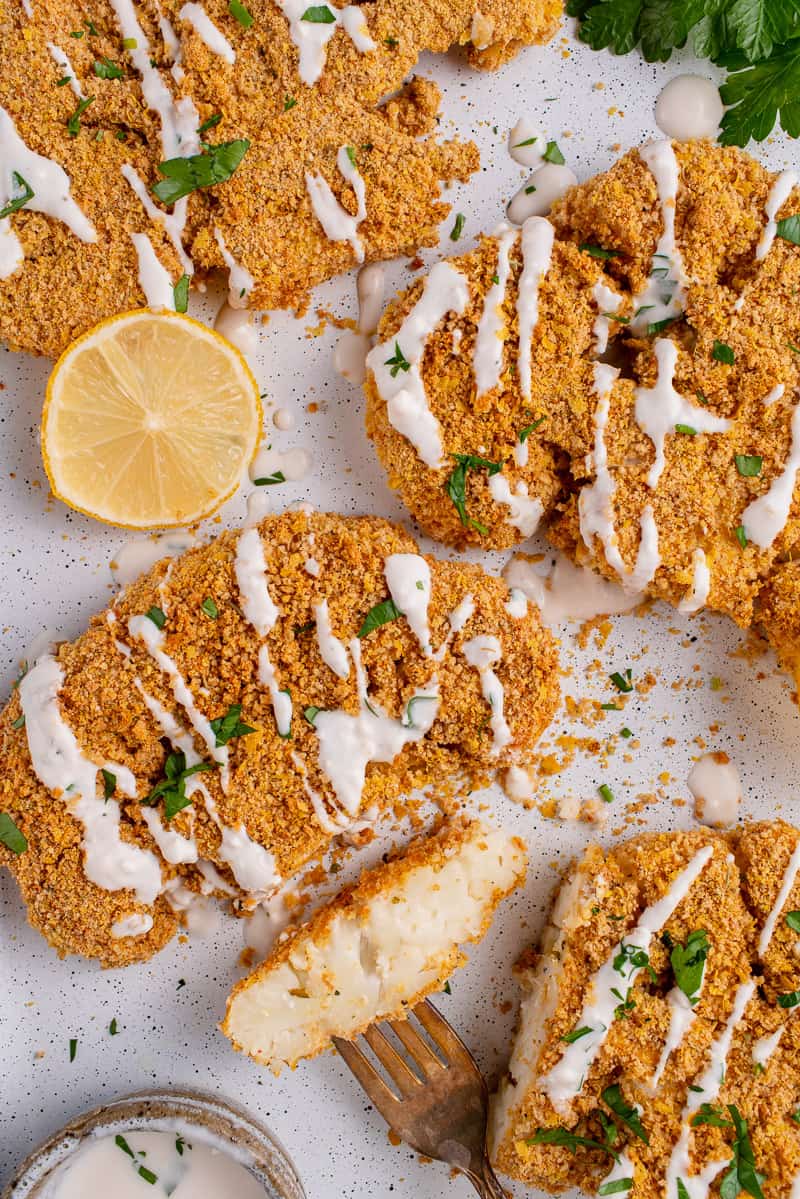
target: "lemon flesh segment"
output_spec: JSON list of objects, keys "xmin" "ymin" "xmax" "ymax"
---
[{"xmin": 43, "ymin": 311, "xmax": 261, "ymax": 529}]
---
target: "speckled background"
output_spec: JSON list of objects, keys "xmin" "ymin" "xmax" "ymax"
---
[{"xmin": 2, "ymin": 20, "xmax": 799, "ymax": 1198}]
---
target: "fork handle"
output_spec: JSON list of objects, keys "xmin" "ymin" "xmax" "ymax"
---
[{"xmin": 465, "ymin": 1156, "xmax": 507, "ymax": 1199}]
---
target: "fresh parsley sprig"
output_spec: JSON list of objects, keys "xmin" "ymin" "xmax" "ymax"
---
[
  {"xmin": 445, "ymin": 453, "xmax": 503, "ymax": 536},
  {"xmin": 210, "ymin": 703, "xmax": 255, "ymax": 747},
  {"xmin": 152, "ymin": 139, "xmax": 250, "ymax": 205},
  {"xmin": 666, "ymin": 927, "xmax": 709, "ymax": 1005},
  {"xmin": 143, "ymin": 751, "xmax": 214, "ymax": 821}
]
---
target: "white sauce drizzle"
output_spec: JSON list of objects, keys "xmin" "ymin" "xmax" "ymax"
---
[
  {"xmin": 635, "ymin": 339, "xmax": 730, "ymax": 489},
  {"xmin": 592, "ymin": 280, "xmax": 623, "ymax": 355},
  {"xmin": 334, "ymin": 261, "xmax": 386, "ymax": 385},
  {"xmin": 275, "ymin": 0, "xmax": 376, "ymax": 86},
  {"xmin": 752, "ymin": 1026, "xmax": 784, "ymax": 1069},
  {"xmin": 678, "ymin": 547, "xmax": 710, "ymax": 614},
  {"xmin": 508, "ymin": 118, "xmax": 544, "ymax": 169},
  {"xmin": 313, "ymin": 598, "xmax": 350, "ymax": 679},
  {"xmin": 488, "ymin": 473, "xmax": 544, "ymax": 537},
  {"xmin": 214, "ymin": 302, "xmax": 257, "ymax": 356},
  {"xmin": 448, "ymin": 594, "xmax": 475, "ymax": 633},
  {"xmin": 111, "ymin": 530, "xmax": 195, "ymax": 588},
  {"xmin": 758, "ymin": 841, "xmax": 800, "ymax": 957},
  {"xmin": 650, "ymin": 985, "xmax": 700, "ymax": 1089},
  {"xmin": 304, "ymin": 557, "xmax": 320, "ymax": 576},
  {"xmin": 461, "ymin": 635, "xmax": 511, "ymax": 755},
  {"xmin": 742, "ymin": 396, "xmax": 800, "ymax": 549},
  {"xmin": 141, "ymin": 805, "xmax": 198, "ymax": 865},
  {"xmin": 158, "ymin": 13, "xmax": 184, "ymax": 81},
  {"xmin": 214, "ymin": 227, "xmax": 253, "ymax": 307},
  {"xmin": 541, "ymin": 845, "xmax": 714, "ymax": 1110},
  {"xmin": 630, "ymin": 139, "xmax": 687, "ymax": 333},
  {"xmin": 384, "ymin": 553, "xmax": 432, "ymax": 655},
  {"xmin": 473, "ymin": 227, "xmax": 516, "ymax": 396},
  {"xmin": 516, "ymin": 216, "xmax": 554, "ymax": 402},
  {"xmin": 367, "ymin": 261, "xmax": 470, "ymax": 469},
  {"xmin": 505, "ymin": 588, "xmax": 528, "ymax": 619},
  {"xmin": 654, "ymin": 75, "xmax": 723, "ymax": 142},
  {"xmin": 120, "ymin": 165, "xmax": 194, "ymax": 276},
  {"xmin": 756, "ymin": 170, "xmax": 799, "ymax": 261},
  {"xmin": 129, "ymin": 232, "xmax": 176, "ymax": 310},
  {"xmin": 507, "ymin": 164, "xmax": 577, "ymax": 225},
  {"xmin": 504, "ymin": 552, "xmax": 642, "ymax": 627},
  {"xmin": 47, "ymin": 42, "xmax": 85, "ymax": 98},
  {"xmin": 249, "ymin": 445, "xmax": 312, "ymax": 484},
  {"xmin": 111, "ymin": 912, "xmax": 154, "ymax": 939},
  {"xmin": 233, "ymin": 528, "xmax": 292, "ymax": 739},
  {"xmin": 0, "ymin": 106, "xmax": 96, "ymax": 279},
  {"xmin": 763, "ymin": 383, "xmax": 785, "ymax": 407},
  {"xmin": 19, "ymin": 655, "xmax": 162, "ymax": 906},
  {"xmin": 179, "ymin": 2, "xmax": 236, "ymax": 63},
  {"xmin": 305, "ymin": 146, "xmax": 367, "ymax": 262},
  {"xmin": 687, "ymin": 753, "xmax": 741, "ymax": 826}
]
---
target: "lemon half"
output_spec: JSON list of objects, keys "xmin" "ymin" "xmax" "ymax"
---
[{"xmin": 43, "ymin": 310, "xmax": 261, "ymax": 528}]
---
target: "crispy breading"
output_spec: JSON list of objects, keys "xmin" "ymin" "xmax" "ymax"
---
[
  {"xmin": 490, "ymin": 822, "xmax": 800, "ymax": 1198},
  {"xmin": 0, "ymin": 510, "xmax": 558, "ymax": 967},
  {"xmin": 0, "ymin": 0, "xmax": 560, "ymax": 357},
  {"xmin": 365, "ymin": 140, "xmax": 800, "ymax": 683}
]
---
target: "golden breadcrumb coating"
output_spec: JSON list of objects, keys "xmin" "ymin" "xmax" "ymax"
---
[
  {"xmin": 0, "ymin": 0, "xmax": 560, "ymax": 357},
  {"xmin": 365, "ymin": 139, "xmax": 800, "ymax": 687},
  {"xmin": 490, "ymin": 821, "xmax": 800, "ymax": 1198},
  {"xmin": 0, "ymin": 510, "xmax": 558, "ymax": 967}
]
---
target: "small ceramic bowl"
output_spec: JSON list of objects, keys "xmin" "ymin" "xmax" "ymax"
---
[{"xmin": 2, "ymin": 1088, "xmax": 306, "ymax": 1199}]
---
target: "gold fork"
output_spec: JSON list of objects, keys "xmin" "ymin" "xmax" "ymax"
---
[{"xmin": 333, "ymin": 999, "xmax": 506, "ymax": 1198}]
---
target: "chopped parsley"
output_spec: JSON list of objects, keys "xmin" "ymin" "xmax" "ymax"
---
[
  {"xmin": 384, "ymin": 34, "xmax": 398, "ymax": 46},
  {"xmin": 721, "ymin": 1105, "xmax": 766, "ymax": 1199},
  {"xmin": 210, "ymin": 704, "xmax": 255, "ymax": 747},
  {"xmin": 56, "ymin": 76, "xmax": 72, "ymax": 86},
  {"xmin": 542, "ymin": 140, "xmax": 565, "ymax": 164},
  {"xmin": 513, "ymin": 136, "xmax": 538, "ymax": 148},
  {"xmin": 109, "ymin": 1018, "xmax": 119, "ymax": 1035},
  {"xmin": 519, "ymin": 416, "xmax": 546, "ymax": 442},
  {"xmin": 579, "ymin": 243, "xmax": 620, "ymax": 259},
  {"xmin": 561, "ymin": 1026, "xmax": 592, "ymax": 1043},
  {"xmin": 778, "ymin": 990, "xmax": 800, "ymax": 1008},
  {"xmin": 691, "ymin": 1103, "xmax": 731, "ymax": 1129},
  {"xmin": 735, "ymin": 454, "xmax": 762, "ymax": 477},
  {"xmin": 93, "ymin": 56, "xmax": 124, "ymax": 79},
  {"xmin": 284, "ymin": 95, "xmax": 297, "ymax": 111},
  {"xmin": 11, "ymin": 713, "xmax": 25, "ymax": 729},
  {"xmin": 450, "ymin": 212, "xmax": 466, "ymax": 241},
  {"xmin": 254, "ymin": 470, "xmax": 286, "ymax": 486},
  {"xmin": 301, "ymin": 4, "xmax": 335, "ymax": 21},
  {"xmin": 713, "ymin": 340, "xmax": 735, "ymax": 365},
  {"xmin": 229, "ymin": 0, "xmax": 254, "ymax": 27},
  {"xmin": 667, "ymin": 928, "xmax": 709, "ymax": 1006},
  {"xmin": 443, "ymin": 980, "xmax": 452, "ymax": 994},
  {"xmin": 201, "ymin": 596, "xmax": 218, "ymax": 619},
  {"xmin": 675, "ymin": 423, "xmax": 697, "ymax": 436},
  {"xmin": 122, "ymin": 37, "xmax": 138, "ymax": 49},
  {"xmin": 785, "ymin": 911, "xmax": 800, "ymax": 932},
  {"xmin": 101, "ymin": 769, "xmax": 117, "ymax": 799},
  {"xmin": 445, "ymin": 453, "xmax": 503, "ymax": 536},
  {"xmin": 116, "ymin": 1134, "xmax": 135, "ymax": 1157},
  {"xmin": 777, "ymin": 214, "xmax": 800, "ymax": 245},
  {"xmin": 648, "ymin": 316, "xmax": 678, "ymax": 335},
  {"xmin": 357, "ymin": 598, "xmax": 401, "ymax": 638},
  {"xmin": 173, "ymin": 273, "xmax": 190, "ymax": 313},
  {"xmin": 145, "ymin": 605, "xmax": 166, "ymax": 629},
  {"xmin": 303, "ymin": 705, "xmax": 320, "ymax": 726},
  {"xmin": 621, "ymin": 727, "xmax": 633, "ymax": 738},
  {"xmin": 526, "ymin": 1126, "xmax": 617, "ymax": 1160},
  {"xmin": 0, "ymin": 172, "xmax": 34, "ymax": 220},
  {"xmin": 609, "ymin": 669, "xmax": 633, "ymax": 693},
  {"xmin": 614, "ymin": 942, "xmax": 656, "ymax": 982},
  {"xmin": 67, "ymin": 95, "xmax": 95, "ymax": 137},
  {"xmin": 138, "ymin": 1166, "xmax": 158, "ymax": 1185},
  {"xmin": 69, "ymin": 1037, "xmax": 77, "ymax": 1062},
  {"xmin": 598, "ymin": 783, "xmax": 614, "ymax": 803},
  {"xmin": 0, "ymin": 813, "xmax": 27, "ymax": 855},
  {"xmin": 152, "ymin": 139, "xmax": 250, "ymax": 205},
  {"xmin": 611, "ymin": 985, "xmax": 635, "ymax": 1020},
  {"xmin": 734, "ymin": 524, "xmax": 748, "ymax": 549},
  {"xmin": 197, "ymin": 113, "xmax": 222, "ymax": 134},
  {"xmin": 345, "ymin": 145, "xmax": 357, "ymax": 168},
  {"xmin": 601, "ymin": 1084, "xmax": 649, "ymax": 1144},
  {"xmin": 384, "ymin": 342, "xmax": 410, "ymax": 377},
  {"xmin": 598, "ymin": 1178, "xmax": 632, "ymax": 1195},
  {"xmin": 144, "ymin": 751, "xmax": 213, "ymax": 821}
]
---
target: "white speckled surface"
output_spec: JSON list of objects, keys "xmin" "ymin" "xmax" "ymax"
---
[{"xmin": 2, "ymin": 20, "xmax": 800, "ymax": 1199}]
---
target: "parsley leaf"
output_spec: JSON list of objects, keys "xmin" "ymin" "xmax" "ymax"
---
[
  {"xmin": 67, "ymin": 95, "xmax": 95, "ymax": 137},
  {"xmin": 713, "ymin": 339, "xmax": 736, "ymax": 364},
  {"xmin": 197, "ymin": 113, "xmax": 222, "ymax": 134},
  {"xmin": 201, "ymin": 596, "xmax": 218, "ymax": 619},
  {"xmin": 445, "ymin": 453, "xmax": 503, "ymax": 536},
  {"xmin": 301, "ymin": 4, "xmax": 335, "ymax": 21},
  {"xmin": 526, "ymin": 1126, "xmax": 618, "ymax": 1160},
  {"xmin": 145, "ymin": 605, "xmax": 166, "ymax": 629},
  {"xmin": 94, "ymin": 56, "xmax": 124, "ymax": 79},
  {"xmin": 735, "ymin": 453, "xmax": 762, "ymax": 476},
  {"xmin": 542, "ymin": 139, "xmax": 566, "ymax": 164},
  {"xmin": 720, "ymin": 42, "xmax": 800, "ymax": 146},
  {"xmin": 691, "ymin": 1103, "xmax": 732, "ymax": 1129},
  {"xmin": 450, "ymin": 212, "xmax": 466, "ymax": 240},
  {"xmin": 384, "ymin": 342, "xmax": 410, "ymax": 377},
  {"xmin": 254, "ymin": 471, "xmax": 286, "ymax": 486},
  {"xmin": 173, "ymin": 273, "xmax": 190, "ymax": 313},
  {"xmin": 668, "ymin": 928, "xmax": 709, "ymax": 1005},
  {"xmin": 101, "ymin": 768, "xmax": 117, "ymax": 799},
  {"xmin": 229, "ymin": 0, "xmax": 254, "ymax": 26},
  {"xmin": 357, "ymin": 598, "xmax": 401, "ymax": 638},
  {"xmin": 152, "ymin": 139, "xmax": 250, "ymax": 205},
  {"xmin": 777, "ymin": 213, "xmax": 800, "ymax": 244},
  {"xmin": 0, "ymin": 813, "xmax": 27, "ymax": 855},
  {"xmin": 579, "ymin": 243, "xmax": 621, "ymax": 259},
  {"xmin": 303, "ymin": 705, "xmax": 320, "ymax": 725},
  {"xmin": 210, "ymin": 703, "xmax": 255, "ymax": 747},
  {"xmin": 778, "ymin": 989, "xmax": 800, "ymax": 1007},
  {"xmin": 0, "ymin": 172, "xmax": 34, "ymax": 220},
  {"xmin": 786, "ymin": 910, "xmax": 800, "ymax": 931},
  {"xmin": 561, "ymin": 1026, "xmax": 593, "ymax": 1043},
  {"xmin": 719, "ymin": 1105, "xmax": 766, "ymax": 1199},
  {"xmin": 519, "ymin": 416, "xmax": 546, "ymax": 441},
  {"xmin": 598, "ymin": 1179, "xmax": 632, "ymax": 1196},
  {"xmin": 601, "ymin": 1085, "xmax": 649, "ymax": 1143},
  {"xmin": 144, "ymin": 751, "xmax": 213, "ymax": 820}
]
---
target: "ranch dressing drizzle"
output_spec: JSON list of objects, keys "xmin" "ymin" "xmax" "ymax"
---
[
  {"xmin": 630, "ymin": 139, "xmax": 688, "ymax": 333},
  {"xmin": 516, "ymin": 216, "xmax": 554, "ymax": 401},
  {"xmin": 592, "ymin": 280, "xmax": 623, "ymax": 355},
  {"xmin": 0, "ymin": 106, "xmax": 96, "ymax": 279},
  {"xmin": 214, "ymin": 228, "xmax": 254, "ymax": 306},
  {"xmin": 179, "ymin": 2, "xmax": 236, "ymax": 63},
  {"xmin": 158, "ymin": 11, "xmax": 185, "ymax": 81},
  {"xmin": 541, "ymin": 845, "xmax": 714, "ymax": 1110},
  {"xmin": 384, "ymin": 553, "xmax": 432, "ymax": 655},
  {"xmin": 461, "ymin": 635, "xmax": 511, "ymax": 754},
  {"xmin": 756, "ymin": 170, "xmax": 799, "ymax": 261},
  {"xmin": 233, "ymin": 528, "xmax": 291, "ymax": 737},
  {"xmin": 18, "ymin": 654, "xmax": 162, "ymax": 906},
  {"xmin": 141, "ymin": 804, "xmax": 198, "ymax": 864},
  {"xmin": 121, "ymin": 165, "xmax": 194, "ymax": 275},
  {"xmin": 506, "ymin": 587, "xmax": 528, "ymax": 618},
  {"xmin": 473, "ymin": 226, "xmax": 516, "ymax": 396},
  {"xmin": 678, "ymin": 547, "xmax": 710, "ymax": 613},
  {"xmin": 651, "ymin": 963, "xmax": 706, "ymax": 1089},
  {"xmin": 111, "ymin": 912, "xmax": 154, "ymax": 938},
  {"xmin": 504, "ymin": 553, "xmax": 642, "ymax": 626},
  {"xmin": 334, "ymin": 261, "xmax": 386, "ymax": 385},
  {"xmin": 367, "ymin": 261, "xmax": 470, "ymax": 469},
  {"xmin": 508, "ymin": 117, "xmax": 544, "ymax": 169},
  {"xmin": 47, "ymin": 42, "xmax": 85, "ymax": 98},
  {"xmin": 635, "ymin": 339, "xmax": 730, "ymax": 489},
  {"xmin": 488, "ymin": 473, "xmax": 544, "ymax": 537},
  {"xmin": 742, "ymin": 396, "xmax": 800, "ymax": 549},
  {"xmin": 507, "ymin": 163, "xmax": 577, "ymax": 226},
  {"xmin": 758, "ymin": 841, "xmax": 800, "ymax": 957},
  {"xmin": 313, "ymin": 598, "xmax": 350, "ymax": 679},
  {"xmin": 306, "ymin": 146, "xmax": 367, "ymax": 262},
  {"xmin": 763, "ymin": 383, "xmax": 785, "ymax": 407},
  {"xmin": 290, "ymin": 750, "xmax": 348, "ymax": 833},
  {"xmin": 275, "ymin": 0, "xmax": 376, "ymax": 86},
  {"xmin": 687, "ymin": 752, "xmax": 741, "ymax": 826},
  {"xmin": 752, "ymin": 1026, "xmax": 784, "ymax": 1069},
  {"xmin": 130, "ymin": 233, "xmax": 176, "ymax": 310},
  {"xmin": 314, "ymin": 638, "xmax": 439, "ymax": 817}
]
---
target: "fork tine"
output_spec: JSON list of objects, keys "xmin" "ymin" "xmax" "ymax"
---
[
  {"xmin": 387, "ymin": 1016, "xmax": 446, "ymax": 1078},
  {"xmin": 333, "ymin": 1035, "xmax": 402, "ymax": 1108},
  {"xmin": 414, "ymin": 998, "xmax": 476, "ymax": 1065},
  {"xmin": 363, "ymin": 1024, "xmax": 423, "ymax": 1096}
]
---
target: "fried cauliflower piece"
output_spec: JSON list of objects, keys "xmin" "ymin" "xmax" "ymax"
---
[
  {"xmin": 0, "ymin": 0, "xmax": 559, "ymax": 358},
  {"xmin": 222, "ymin": 817, "xmax": 526, "ymax": 1072},
  {"xmin": 490, "ymin": 822, "xmax": 800, "ymax": 1198},
  {"xmin": 365, "ymin": 139, "xmax": 800, "ymax": 685},
  {"xmin": 0, "ymin": 510, "xmax": 558, "ymax": 967}
]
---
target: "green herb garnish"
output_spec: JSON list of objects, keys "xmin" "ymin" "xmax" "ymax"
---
[
  {"xmin": 229, "ymin": 0, "xmax": 254, "ymax": 26},
  {"xmin": 301, "ymin": 4, "xmax": 335, "ymax": 21},
  {"xmin": 303, "ymin": 705, "xmax": 320, "ymax": 726},
  {"xmin": 67, "ymin": 95, "xmax": 95, "ymax": 137},
  {"xmin": 197, "ymin": 113, "xmax": 222, "ymax": 134},
  {"xmin": 734, "ymin": 524, "xmax": 748, "ymax": 549},
  {"xmin": 675, "ymin": 423, "xmax": 697, "ymax": 436},
  {"xmin": 735, "ymin": 454, "xmax": 762, "ymax": 477},
  {"xmin": 778, "ymin": 990, "xmax": 800, "ymax": 1008},
  {"xmin": 525, "ymin": 1126, "xmax": 617, "ymax": 1160},
  {"xmin": 542, "ymin": 140, "xmax": 565, "ymax": 164},
  {"xmin": 109, "ymin": 1018, "xmax": 118, "ymax": 1034},
  {"xmin": 145, "ymin": 606, "xmax": 166, "ymax": 629},
  {"xmin": 0, "ymin": 172, "xmax": 34, "ymax": 220},
  {"xmin": 598, "ymin": 783, "xmax": 614, "ymax": 803},
  {"xmin": 720, "ymin": 1105, "xmax": 765, "ymax": 1199},
  {"xmin": 11, "ymin": 713, "xmax": 25, "ymax": 729},
  {"xmin": 450, "ymin": 212, "xmax": 466, "ymax": 241},
  {"xmin": 777, "ymin": 214, "xmax": 800, "ymax": 245},
  {"xmin": 138, "ymin": 1166, "xmax": 158, "ymax": 1185},
  {"xmin": 284, "ymin": 95, "xmax": 297, "ymax": 111},
  {"xmin": 668, "ymin": 928, "xmax": 709, "ymax": 1005},
  {"xmin": 0, "ymin": 813, "xmax": 27, "ymax": 855},
  {"xmin": 384, "ymin": 342, "xmax": 410, "ymax": 377},
  {"xmin": 601, "ymin": 1084, "xmax": 649, "ymax": 1144},
  {"xmin": 69, "ymin": 1038, "xmax": 77, "ymax": 1062},
  {"xmin": 785, "ymin": 911, "xmax": 800, "ymax": 932},
  {"xmin": 173, "ymin": 273, "xmax": 189, "ymax": 313},
  {"xmin": 144, "ymin": 751, "xmax": 213, "ymax": 820},
  {"xmin": 101, "ymin": 769, "xmax": 117, "ymax": 799},
  {"xmin": 254, "ymin": 470, "xmax": 286, "ymax": 486},
  {"xmin": 519, "ymin": 416, "xmax": 546, "ymax": 442},
  {"xmin": 609, "ymin": 669, "xmax": 633, "ymax": 693},
  {"xmin": 579, "ymin": 243, "xmax": 620, "ymax": 259},
  {"xmin": 713, "ymin": 340, "xmax": 735, "ymax": 365},
  {"xmin": 152, "ymin": 139, "xmax": 250, "ymax": 204},
  {"xmin": 93, "ymin": 56, "xmax": 124, "ymax": 79},
  {"xmin": 561, "ymin": 1026, "xmax": 592, "ymax": 1043},
  {"xmin": 116, "ymin": 1134, "xmax": 134, "ymax": 1157},
  {"xmin": 210, "ymin": 703, "xmax": 255, "ymax": 747},
  {"xmin": 598, "ymin": 1180, "xmax": 632, "ymax": 1196},
  {"xmin": 445, "ymin": 453, "xmax": 503, "ymax": 536},
  {"xmin": 201, "ymin": 597, "xmax": 218, "ymax": 619},
  {"xmin": 357, "ymin": 598, "xmax": 401, "ymax": 638}
]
